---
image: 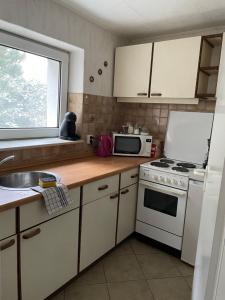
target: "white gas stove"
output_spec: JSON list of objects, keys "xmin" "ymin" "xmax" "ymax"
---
[
  {"xmin": 136, "ymin": 111, "xmax": 214, "ymax": 250},
  {"xmin": 140, "ymin": 158, "xmax": 203, "ymax": 191}
]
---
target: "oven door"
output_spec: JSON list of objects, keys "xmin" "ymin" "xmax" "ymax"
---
[{"xmin": 137, "ymin": 180, "xmax": 187, "ymax": 236}]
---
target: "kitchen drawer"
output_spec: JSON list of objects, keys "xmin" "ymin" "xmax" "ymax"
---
[
  {"xmin": 120, "ymin": 168, "xmax": 139, "ymax": 189},
  {"xmin": 0, "ymin": 209, "xmax": 16, "ymax": 241},
  {"xmin": 20, "ymin": 186, "xmax": 80, "ymax": 231},
  {"xmin": 83, "ymin": 175, "xmax": 119, "ymax": 205}
]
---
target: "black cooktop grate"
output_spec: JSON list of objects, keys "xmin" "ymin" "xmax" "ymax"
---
[
  {"xmin": 172, "ymin": 166, "xmax": 189, "ymax": 173},
  {"xmin": 151, "ymin": 162, "xmax": 170, "ymax": 168},
  {"xmin": 177, "ymin": 162, "xmax": 196, "ymax": 169},
  {"xmin": 160, "ymin": 159, "xmax": 175, "ymax": 164}
]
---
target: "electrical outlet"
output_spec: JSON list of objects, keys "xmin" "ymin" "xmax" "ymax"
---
[{"xmin": 86, "ymin": 135, "xmax": 95, "ymax": 145}]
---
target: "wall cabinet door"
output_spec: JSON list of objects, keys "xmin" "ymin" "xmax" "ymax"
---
[
  {"xmin": 0, "ymin": 235, "xmax": 17, "ymax": 300},
  {"xmin": 117, "ymin": 184, "xmax": 138, "ymax": 244},
  {"xmin": 80, "ymin": 194, "xmax": 118, "ymax": 271},
  {"xmin": 150, "ymin": 36, "xmax": 201, "ymax": 98},
  {"xmin": 113, "ymin": 43, "xmax": 152, "ymax": 98},
  {"xmin": 20, "ymin": 209, "xmax": 79, "ymax": 300}
]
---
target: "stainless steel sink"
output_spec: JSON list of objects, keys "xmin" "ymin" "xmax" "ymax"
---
[{"xmin": 0, "ymin": 171, "xmax": 60, "ymax": 190}]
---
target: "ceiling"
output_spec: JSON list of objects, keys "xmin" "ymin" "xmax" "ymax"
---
[{"xmin": 54, "ymin": 0, "xmax": 225, "ymax": 38}]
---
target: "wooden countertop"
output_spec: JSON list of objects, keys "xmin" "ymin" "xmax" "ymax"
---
[{"xmin": 0, "ymin": 156, "xmax": 151, "ymax": 212}]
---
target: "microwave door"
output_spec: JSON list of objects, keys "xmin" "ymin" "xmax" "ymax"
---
[{"xmin": 114, "ymin": 136, "xmax": 141, "ymax": 155}]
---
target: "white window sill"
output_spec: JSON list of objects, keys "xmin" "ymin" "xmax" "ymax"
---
[{"xmin": 0, "ymin": 138, "xmax": 84, "ymax": 151}]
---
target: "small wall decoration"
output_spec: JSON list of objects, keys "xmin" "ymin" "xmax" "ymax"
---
[
  {"xmin": 104, "ymin": 61, "xmax": 108, "ymax": 67},
  {"xmin": 98, "ymin": 68, "xmax": 102, "ymax": 75},
  {"xmin": 89, "ymin": 75, "xmax": 94, "ymax": 83}
]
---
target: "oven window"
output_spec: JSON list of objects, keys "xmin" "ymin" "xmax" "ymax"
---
[
  {"xmin": 114, "ymin": 136, "xmax": 141, "ymax": 154},
  {"xmin": 144, "ymin": 188, "xmax": 178, "ymax": 217}
]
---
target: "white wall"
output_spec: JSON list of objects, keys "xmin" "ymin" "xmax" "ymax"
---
[{"xmin": 0, "ymin": 0, "xmax": 125, "ymax": 97}]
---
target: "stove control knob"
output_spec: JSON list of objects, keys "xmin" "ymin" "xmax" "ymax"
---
[
  {"xmin": 180, "ymin": 181, "xmax": 185, "ymax": 187},
  {"xmin": 160, "ymin": 176, "xmax": 165, "ymax": 182},
  {"xmin": 166, "ymin": 178, "xmax": 171, "ymax": 184},
  {"xmin": 173, "ymin": 179, "xmax": 178, "ymax": 185},
  {"xmin": 154, "ymin": 175, "xmax": 159, "ymax": 181}
]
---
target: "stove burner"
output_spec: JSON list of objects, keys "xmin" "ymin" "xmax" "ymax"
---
[
  {"xmin": 177, "ymin": 162, "xmax": 196, "ymax": 169},
  {"xmin": 160, "ymin": 159, "xmax": 175, "ymax": 164},
  {"xmin": 172, "ymin": 166, "xmax": 189, "ymax": 173},
  {"xmin": 151, "ymin": 162, "xmax": 170, "ymax": 168}
]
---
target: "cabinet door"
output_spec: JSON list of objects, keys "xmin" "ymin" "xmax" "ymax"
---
[
  {"xmin": 80, "ymin": 194, "xmax": 118, "ymax": 271},
  {"xmin": 0, "ymin": 235, "xmax": 17, "ymax": 300},
  {"xmin": 114, "ymin": 43, "xmax": 152, "ymax": 97},
  {"xmin": 151, "ymin": 36, "xmax": 201, "ymax": 98},
  {"xmin": 117, "ymin": 184, "xmax": 138, "ymax": 244},
  {"xmin": 0, "ymin": 209, "xmax": 16, "ymax": 240},
  {"xmin": 21, "ymin": 209, "xmax": 79, "ymax": 300}
]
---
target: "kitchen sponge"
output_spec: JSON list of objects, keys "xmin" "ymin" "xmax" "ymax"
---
[{"xmin": 39, "ymin": 177, "xmax": 57, "ymax": 188}]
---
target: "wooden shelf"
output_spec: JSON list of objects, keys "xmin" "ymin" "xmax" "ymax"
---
[
  {"xmin": 203, "ymin": 34, "xmax": 223, "ymax": 48},
  {"xmin": 196, "ymin": 93, "xmax": 216, "ymax": 100},
  {"xmin": 199, "ymin": 66, "xmax": 219, "ymax": 76}
]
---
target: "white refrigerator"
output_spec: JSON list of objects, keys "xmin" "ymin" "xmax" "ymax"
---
[{"xmin": 193, "ymin": 32, "xmax": 225, "ymax": 300}]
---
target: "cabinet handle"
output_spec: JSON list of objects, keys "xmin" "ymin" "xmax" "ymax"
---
[
  {"xmin": 23, "ymin": 228, "xmax": 41, "ymax": 240},
  {"xmin": 137, "ymin": 92, "xmax": 147, "ymax": 96},
  {"xmin": 110, "ymin": 193, "xmax": 119, "ymax": 199},
  {"xmin": 151, "ymin": 93, "xmax": 162, "ymax": 96},
  {"xmin": 131, "ymin": 174, "xmax": 138, "ymax": 179},
  {"xmin": 121, "ymin": 189, "xmax": 129, "ymax": 195},
  {"xmin": 0, "ymin": 239, "xmax": 15, "ymax": 251},
  {"xmin": 98, "ymin": 184, "xmax": 109, "ymax": 191}
]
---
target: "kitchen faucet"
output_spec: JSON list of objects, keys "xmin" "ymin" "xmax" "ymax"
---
[{"xmin": 0, "ymin": 155, "xmax": 15, "ymax": 166}]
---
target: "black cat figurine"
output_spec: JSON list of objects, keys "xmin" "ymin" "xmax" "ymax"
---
[{"xmin": 59, "ymin": 112, "xmax": 80, "ymax": 141}]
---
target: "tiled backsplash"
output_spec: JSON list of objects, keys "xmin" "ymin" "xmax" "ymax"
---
[
  {"xmin": 115, "ymin": 100, "xmax": 216, "ymax": 140},
  {"xmin": 70, "ymin": 93, "xmax": 216, "ymax": 141},
  {"xmin": 0, "ymin": 93, "xmax": 215, "ymax": 172}
]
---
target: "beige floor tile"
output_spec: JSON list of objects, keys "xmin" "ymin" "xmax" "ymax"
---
[
  {"xmin": 110, "ymin": 239, "xmax": 134, "ymax": 257},
  {"xmin": 136, "ymin": 253, "xmax": 180, "ymax": 279},
  {"xmin": 172, "ymin": 258, "xmax": 194, "ymax": 276},
  {"xmin": 50, "ymin": 291, "xmax": 64, "ymax": 300},
  {"xmin": 184, "ymin": 275, "xmax": 193, "ymax": 289},
  {"xmin": 103, "ymin": 254, "xmax": 144, "ymax": 282},
  {"xmin": 64, "ymin": 283, "xmax": 109, "ymax": 300},
  {"xmin": 130, "ymin": 238, "xmax": 163, "ymax": 255},
  {"xmin": 108, "ymin": 280, "xmax": 154, "ymax": 300},
  {"xmin": 75, "ymin": 261, "xmax": 106, "ymax": 285},
  {"xmin": 148, "ymin": 277, "xmax": 191, "ymax": 300}
]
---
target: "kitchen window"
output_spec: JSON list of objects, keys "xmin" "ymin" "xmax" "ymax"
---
[{"xmin": 0, "ymin": 31, "xmax": 69, "ymax": 140}]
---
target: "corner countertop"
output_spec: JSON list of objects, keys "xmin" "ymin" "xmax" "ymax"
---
[{"xmin": 0, "ymin": 156, "xmax": 151, "ymax": 212}]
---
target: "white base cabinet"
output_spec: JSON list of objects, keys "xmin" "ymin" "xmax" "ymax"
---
[
  {"xmin": 117, "ymin": 184, "xmax": 138, "ymax": 243},
  {"xmin": 80, "ymin": 194, "xmax": 118, "ymax": 271},
  {"xmin": 20, "ymin": 209, "xmax": 79, "ymax": 300},
  {"xmin": 0, "ymin": 235, "xmax": 18, "ymax": 300}
]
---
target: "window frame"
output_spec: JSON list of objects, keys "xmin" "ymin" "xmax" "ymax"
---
[{"xmin": 0, "ymin": 30, "xmax": 69, "ymax": 140}]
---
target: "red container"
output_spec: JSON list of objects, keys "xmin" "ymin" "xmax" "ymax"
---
[{"xmin": 96, "ymin": 135, "xmax": 113, "ymax": 157}]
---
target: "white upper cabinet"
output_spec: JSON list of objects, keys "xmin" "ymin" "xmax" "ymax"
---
[
  {"xmin": 113, "ymin": 43, "xmax": 153, "ymax": 97},
  {"xmin": 150, "ymin": 36, "xmax": 201, "ymax": 99}
]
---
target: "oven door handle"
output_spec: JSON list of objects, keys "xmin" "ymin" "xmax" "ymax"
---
[{"xmin": 139, "ymin": 180, "xmax": 187, "ymax": 197}]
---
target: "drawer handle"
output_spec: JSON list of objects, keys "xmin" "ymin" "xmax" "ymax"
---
[
  {"xmin": 0, "ymin": 239, "xmax": 15, "ymax": 251},
  {"xmin": 98, "ymin": 184, "xmax": 109, "ymax": 191},
  {"xmin": 23, "ymin": 228, "xmax": 41, "ymax": 240},
  {"xmin": 137, "ymin": 92, "xmax": 147, "ymax": 96},
  {"xmin": 110, "ymin": 193, "xmax": 119, "ymax": 199},
  {"xmin": 121, "ymin": 189, "xmax": 129, "ymax": 195},
  {"xmin": 131, "ymin": 174, "xmax": 138, "ymax": 179},
  {"xmin": 151, "ymin": 93, "xmax": 162, "ymax": 96}
]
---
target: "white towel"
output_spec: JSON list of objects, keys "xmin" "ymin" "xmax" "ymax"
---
[{"xmin": 32, "ymin": 183, "xmax": 72, "ymax": 215}]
